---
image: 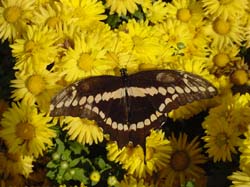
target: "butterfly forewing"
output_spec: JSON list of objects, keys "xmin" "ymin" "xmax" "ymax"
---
[
  {"xmin": 50, "ymin": 69, "xmax": 217, "ymax": 149},
  {"xmin": 50, "ymin": 75, "xmax": 122, "ymax": 117},
  {"xmin": 128, "ymin": 70, "xmax": 217, "ymax": 113}
]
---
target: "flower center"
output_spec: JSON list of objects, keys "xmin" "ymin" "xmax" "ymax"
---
[
  {"xmin": 215, "ymin": 132, "xmax": 228, "ymax": 147},
  {"xmin": 24, "ymin": 40, "xmax": 36, "ymax": 52},
  {"xmin": 90, "ymin": 171, "xmax": 101, "ymax": 183},
  {"xmin": 213, "ymin": 19, "xmax": 230, "ymax": 35},
  {"xmin": 26, "ymin": 75, "xmax": 45, "ymax": 95},
  {"xmin": 231, "ymin": 69, "xmax": 248, "ymax": 85},
  {"xmin": 16, "ymin": 122, "xmax": 36, "ymax": 140},
  {"xmin": 78, "ymin": 53, "xmax": 94, "ymax": 71},
  {"xmin": 176, "ymin": 8, "xmax": 192, "ymax": 22},
  {"xmin": 170, "ymin": 150, "xmax": 190, "ymax": 171},
  {"xmin": 4, "ymin": 6, "xmax": 21, "ymax": 23},
  {"xmin": 213, "ymin": 53, "xmax": 230, "ymax": 67},
  {"xmin": 46, "ymin": 16, "xmax": 61, "ymax": 28}
]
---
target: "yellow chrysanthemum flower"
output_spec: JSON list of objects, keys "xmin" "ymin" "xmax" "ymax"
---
[
  {"xmin": 228, "ymin": 94, "xmax": 250, "ymax": 133},
  {"xmin": 228, "ymin": 169, "xmax": 250, "ymax": 187},
  {"xmin": 10, "ymin": 25, "xmax": 59, "ymax": 71},
  {"xmin": 0, "ymin": 101, "xmax": 56, "ymax": 158},
  {"xmin": 90, "ymin": 170, "xmax": 101, "ymax": 183},
  {"xmin": 166, "ymin": 0, "xmax": 204, "ymax": 24},
  {"xmin": 105, "ymin": 0, "xmax": 142, "ymax": 16},
  {"xmin": 231, "ymin": 69, "xmax": 249, "ymax": 86},
  {"xmin": 203, "ymin": 117, "xmax": 241, "ymax": 162},
  {"xmin": 201, "ymin": 93, "xmax": 250, "ymax": 163},
  {"xmin": 59, "ymin": 29, "xmax": 116, "ymax": 82},
  {"xmin": 0, "ymin": 0, "xmax": 35, "ymax": 42},
  {"xmin": 85, "ymin": 21, "xmax": 117, "ymax": 51},
  {"xmin": 63, "ymin": 117, "xmax": 104, "ymax": 145},
  {"xmin": 203, "ymin": 93, "xmax": 250, "ymax": 134},
  {"xmin": 201, "ymin": 0, "xmax": 248, "ymax": 20},
  {"xmin": 0, "ymin": 152, "xmax": 33, "ymax": 178},
  {"xmin": 107, "ymin": 130, "xmax": 172, "ymax": 178},
  {"xmin": 52, "ymin": 22, "xmax": 82, "ymax": 63},
  {"xmin": 105, "ymin": 35, "xmax": 140, "ymax": 74},
  {"xmin": 204, "ymin": 16, "xmax": 244, "ymax": 49},
  {"xmin": 156, "ymin": 18, "xmax": 192, "ymax": 47},
  {"xmin": 160, "ymin": 0, "xmax": 208, "ymax": 54},
  {"xmin": 32, "ymin": 1, "xmax": 65, "ymax": 29},
  {"xmin": 142, "ymin": 0, "xmax": 168, "ymax": 24},
  {"xmin": 10, "ymin": 68, "xmax": 61, "ymax": 112},
  {"xmin": 160, "ymin": 133, "xmax": 206, "ymax": 187},
  {"xmin": 118, "ymin": 19, "xmax": 163, "ymax": 67},
  {"xmin": 154, "ymin": 18, "xmax": 193, "ymax": 60},
  {"xmin": 207, "ymin": 44, "xmax": 240, "ymax": 69},
  {"xmin": 60, "ymin": 0, "xmax": 106, "ymax": 29}
]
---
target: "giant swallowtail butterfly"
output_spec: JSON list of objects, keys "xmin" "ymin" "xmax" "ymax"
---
[{"xmin": 50, "ymin": 69, "xmax": 217, "ymax": 149}]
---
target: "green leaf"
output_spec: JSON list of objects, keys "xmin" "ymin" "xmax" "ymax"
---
[
  {"xmin": 47, "ymin": 161, "xmax": 58, "ymax": 168},
  {"xmin": 91, "ymin": 181, "xmax": 98, "ymax": 186},
  {"xmin": 106, "ymin": 14, "xmax": 121, "ymax": 28},
  {"xmin": 185, "ymin": 181, "xmax": 195, "ymax": 187},
  {"xmin": 96, "ymin": 157, "xmax": 107, "ymax": 170},
  {"xmin": 72, "ymin": 168, "xmax": 88, "ymax": 183},
  {"xmin": 64, "ymin": 171, "xmax": 72, "ymax": 181},
  {"xmin": 56, "ymin": 138, "xmax": 65, "ymax": 153},
  {"xmin": 81, "ymin": 144, "xmax": 90, "ymax": 154},
  {"xmin": 69, "ymin": 141, "xmax": 83, "ymax": 155},
  {"xmin": 69, "ymin": 158, "xmax": 81, "ymax": 167},
  {"xmin": 61, "ymin": 150, "xmax": 71, "ymax": 160},
  {"xmin": 58, "ymin": 167, "xmax": 67, "ymax": 177},
  {"xmin": 133, "ymin": 9, "xmax": 144, "ymax": 20},
  {"xmin": 56, "ymin": 174, "xmax": 63, "ymax": 184},
  {"xmin": 46, "ymin": 170, "xmax": 56, "ymax": 179},
  {"xmin": 100, "ymin": 166, "xmax": 111, "ymax": 174}
]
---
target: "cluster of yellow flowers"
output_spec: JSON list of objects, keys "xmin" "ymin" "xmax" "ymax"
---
[{"xmin": 0, "ymin": 0, "xmax": 250, "ymax": 186}]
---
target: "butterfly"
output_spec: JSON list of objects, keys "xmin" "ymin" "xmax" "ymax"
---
[{"xmin": 50, "ymin": 69, "xmax": 217, "ymax": 149}]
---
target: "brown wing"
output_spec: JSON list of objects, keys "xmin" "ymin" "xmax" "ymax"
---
[{"xmin": 50, "ymin": 70, "xmax": 218, "ymax": 149}]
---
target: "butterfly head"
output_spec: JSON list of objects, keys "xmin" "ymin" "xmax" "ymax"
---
[{"xmin": 120, "ymin": 68, "xmax": 128, "ymax": 77}]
